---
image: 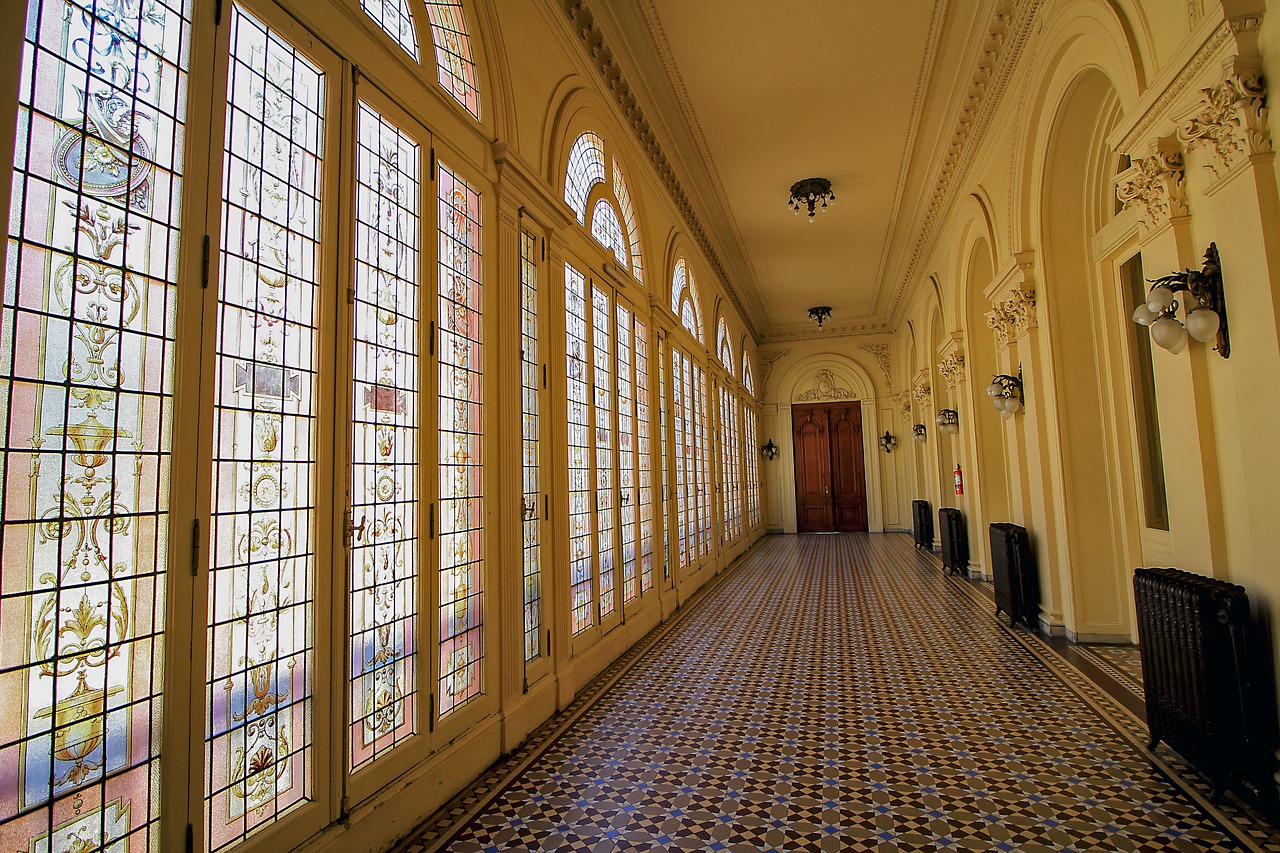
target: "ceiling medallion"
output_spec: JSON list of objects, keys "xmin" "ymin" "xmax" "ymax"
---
[{"xmin": 789, "ymin": 177, "xmax": 834, "ymax": 221}]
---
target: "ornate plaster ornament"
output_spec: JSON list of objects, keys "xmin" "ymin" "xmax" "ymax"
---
[
  {"xmin": 796, "ymin": 369, "xmax": 855, "ymax": 402},
  {"xmin": 899, "ymin": 392, "xmax": 913, "ymax": 422},
  {"xmin": 1177, "ymin": 74, "xmax": 1271, "ymax": 179},
  {"xmin": 758, "ymin": 349, "xmax": 789, "ymax": 387},
  {"xmin": 1115, "ymin": 147, "xmax": 1188, "ymax": 233},
  {"xmin": 986, "ymin": 309, "xmax": 1011, "ymax": 350},
  {"xmin": 938, "ymin": 353, "xmax": 966, "ymax": 389},
  {"xmin": 860, "ymin": 343, "xmax": 892, "ymax": 386},
  {"xmin": 1001, "ymin": 288, "xmax": 1038, "ymax": 336},
  {"xmin": 912, "ymin": 379, "xmax": 932, "ymax": 405}
]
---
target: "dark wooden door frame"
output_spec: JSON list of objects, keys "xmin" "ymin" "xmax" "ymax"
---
[{"xmin": 792, "ymin": 402, "xmax": 869, "ymax": 533}]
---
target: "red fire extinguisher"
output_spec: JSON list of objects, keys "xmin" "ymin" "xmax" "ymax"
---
[{"xmin": 954, "ymin": 463, "xmax": 964, "ymax": 495}]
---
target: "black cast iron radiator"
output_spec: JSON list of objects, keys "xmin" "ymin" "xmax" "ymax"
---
[
  {"xmin": 989, "ymin": 523, "xmax": 1038, "ymax": 629},
  {"xmin": 939, "ymin": 507, "xmax": 969, "ymax": 576},
  {"xmin": 912, "ymin": 500, "xmax": 933, "ymax": 550},
  {"xmin": 1133, "ymin": 567, "xmax": 1277, "ymax": 809}
]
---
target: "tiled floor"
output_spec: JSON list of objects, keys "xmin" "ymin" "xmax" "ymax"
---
[{"xmin": 397, "ymin": 533, "xmax": 1280, "ymax": 852}]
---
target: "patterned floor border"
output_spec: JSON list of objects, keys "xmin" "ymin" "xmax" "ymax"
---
[
  {"xmin": 1071, "ymin": 645, "xmax": 1145, "ymax": 700},
  {"xmin": 919, "ymin": 542, "xmax": 1280, "ymax": 853},
  {"xmin": 392, "ymin": 540, "xmax": 766, "ymax": 853}
]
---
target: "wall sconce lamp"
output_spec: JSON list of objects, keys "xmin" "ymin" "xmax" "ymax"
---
[
  {"xmin": 1131, "ymin": 243, "xmax": 1229, "ymax": 358},
  {"xmin": 761, "ymin": 439, "xmax": 780, "ymax": 461},
  {"xmin": 879, "ymin": 431, "xmax": 897, "ymax": 453},
  {"xmin": 912, "ymin": 424, "xmax": 927, "ymax": 444},
  {"xmin": 807, "ymin": 306, "xmax": 833, "ymax": 330},
  {"xmin": 987, "ymin": 366, "xmax": 1024, "ymax": 420},
  {"xmin": 935, "ymin": 409, "xmax": 960, "ymax": 435}
]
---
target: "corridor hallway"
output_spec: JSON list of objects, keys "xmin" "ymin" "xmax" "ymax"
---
[{"xmin": 399, "ymin": 534, "xmax": 1280, "ymax": 852}]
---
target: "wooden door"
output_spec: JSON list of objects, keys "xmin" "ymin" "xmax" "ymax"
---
[
  {"xmin": 792, "ymin": 406, "xmax": 833, "ymax": 532},
  {"xmin": 829, "ymin": 405, "xmax": 868, "ymax": 531},
  {"xmin": 792, "ymin": 402, "xmax": 869, "ymax": 533}
]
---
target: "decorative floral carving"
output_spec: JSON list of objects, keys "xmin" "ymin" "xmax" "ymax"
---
[
  {"xmin": 938, "ymin": 353, "xmax": 966, "ymax": 389},
  {"xmin": 759, "ymin": 349, "xmax": 789, "ymax": 387},
  {"xmin": 1002, "ymin": 288, "xmax": 1038, "ymax": 335},
  {"xmin": 899, "ymin": 393, "xmax": 913, "ymax": 422},
  {"xmin": 912, "ymin": 379, "xmax": 931, "ymax": 405},
  {"xmin": 796, "ymin": 369, "xmax": 854, "ymax": 402},
  {"xmin": 1177, "ymin": 74, "xmax": 1271, "ymax": 178},
  {"xmin": 986, "ymin": 310, "xmax": 1011, "ymax": 350},
  {"xmin": 860, "ymin": 343, "xmax": 892, "ymax": 386},
  {"xmin": 1115, "ymin": 147, "xmax": 1187, "ymax": 233}
]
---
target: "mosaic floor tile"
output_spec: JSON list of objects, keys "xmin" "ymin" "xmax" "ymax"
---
[
  {"xmin": 1073, "ymin": 645, "xmax": 1145, "ymax": 698},
  {"xmin": 396, "ymin": 533, "xmax": 1280, "ymax": 852}
]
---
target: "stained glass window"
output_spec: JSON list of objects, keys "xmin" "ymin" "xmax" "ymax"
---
[
  {"xmin": 745, "ymin": 404, "xmax": 761, "ymax": 529},
  {"xmin": 612, "ymin": 158, "xmax": 644, "ymax": 284},
  {"xmin": 436, "ymin": 164, "xmax": 484, "ymax": 718},
  {"xmin": 743, "ymin": 352, "xmax": 756, "ymax": 397},
  {"xmin": 520, "ymin": 232, "xmax": 542, "ymax": 662},
  {"xmin": 694, "ymin": 364, "xmax": 712, "ymax": 558},
  {"xmin": 592, "ymin": 286, "xmax": 616, "ymax": 620},
  {"xmin": 207, "ymin": 6, "xmax": 325, "ymax": 846},
  {"xmin": 717, "ymin": 318, "xmax": 734, "ymax": 376},
  {"xmin": 616, "ymin": 305, "xmax": 637, "ymax": 603},
  {"xmin": 423, "ymin": 0, "xmax": 481, "ymax": 120},
  {"xmin": 658, "ymin": 338, "xmax": 671, "ymax": 580},
  {"xmin": 591, "ymin": 199, "xmax": 628, "ymax": 270},
  {"xmin": 634, "ymin": 319, "xmax": 654, "ymax": 593},
  {"xmin": 2, "ymin": 0, "xmax": 189, "ymax": 848},
  {"xmin": 671, "ymin": 348, "xmax": 688, "ymax": 569},
  {"xmin": 349, "ymin": 101, "xmax": 421, "ymax": 770},
  {"xmin": 564, "ymin": 133, "xmax": 605, "ymax": 226},
  {"xmin": 565, "ymin": 264, "xmax": 594, "ymax": 634},
  {"xmin": 671, "ymin": 258, "xmax": 702, "ymax": 342},
  {"xmin": 361, "ymin": 0, "xmax": 419, "ymax": 60},
  {"xmin": 719, "ymin": 385, "xmax": 741, "ymax": 543}
]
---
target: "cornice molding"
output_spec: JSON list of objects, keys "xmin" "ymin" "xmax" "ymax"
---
[{"xmin": 562, "ymin": 0, "xmax": 756, "ymax": 339}]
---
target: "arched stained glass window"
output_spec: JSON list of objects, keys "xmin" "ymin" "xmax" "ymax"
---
[
  {"xmin": 671, "ymin": 258, "xmax": 703, "ymax": 342},
  {"xmin": 743, "ymin": 352, "xmax": 756, "ymax": 396},
  {"xmin": 717, "ymin": 317, "xmax": 734, "ymax": 376},
  {"xmin": 565, "ymin": 133, "xmax": 606, "ymax": 225},
  {"xmin": 424, "ymin": 0, "xmax": 481, "ymax": 120},
  {"xmin": 361, "ymin": 0, "xmax": 419, "ymax": 59},
  {"xmin": 591, "ymin": 199, "xmax": 628, "ymax": 268},
  {"xmin": 613, "ymin": 158, "xmax": 644, "ymax": 283}
]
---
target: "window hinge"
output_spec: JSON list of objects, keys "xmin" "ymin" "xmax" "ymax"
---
[
  {"xmin": 543, "ymin": 493, "xmax": 549, "ymax": 520},
  {"xmin": 429, "ymin": 693, "xmax": 436, "ymax": 732},
  {"xmin": 185, "ymin": 824, "xmax": 194, "ymax": 853},
  {"xmin": 546, "ymin": 629, "xmax": 552, "ymax": 658},
  {"xmin": 214, "ymin": 0, "xmax": 223, "ymax": 26},
  {"xmin": 430, "ymin": 147, "xmax": 437, "ymax": 182},
  {"xmin": 190, "ymin": 518, "xmax": 200, "ymax": 577},
  {"xmin": 542, "ymin": 363, "xmax": 547, "ymax": 389},
  {"xmin": 541, "ymin": 237, "xmax": 546, "ymax": 262},
  {"xmin": 201, "ymin": 235, "xmax": 210, "ymax": 289},
  {"xmin": 429, "ymin": 321, "xmax": 436, "ymax": 356},
  {"xmin": 429, "ymin": 503, "xmax": 435, "ymax": 539}
]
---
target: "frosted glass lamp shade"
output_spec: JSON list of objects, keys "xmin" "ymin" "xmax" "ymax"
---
[
  {"xmin": 1185, "ymin": 307, "xmax": 1220, "ymax": 343},
  {"xmin": 1150, "ymin": 316, "xmax": 1187, "ymax": 351},
  {"xmin": 1000, "ymin": 409, "xmax": 1014, "ymax": 420},
  {"xmin": 1146, "ymin": 286, "xmax": 1176, "ymax": 313},
  {"xmin": 1132, "ymin": 303, "xmax": 1157, "ymax": 326},
  {"xmin": 1005, "ymin": 396, "xmax": 1021, "ymax": 414},
  {"xmin": 987, "ymin": 381, "xmax": 1001, "ymax": 396}
]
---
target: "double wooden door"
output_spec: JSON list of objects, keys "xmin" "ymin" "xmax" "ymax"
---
[{"xmin": 792, "ymin": 403, "xmax": 868, "ymax": 532}]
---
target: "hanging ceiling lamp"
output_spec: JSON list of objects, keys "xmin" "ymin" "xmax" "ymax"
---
[{"xmin": 789, "ymin": 177, "xmax": 835, "ymax": 221}]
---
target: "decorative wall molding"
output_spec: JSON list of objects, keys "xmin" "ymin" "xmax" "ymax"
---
[
  {"xmin": 1002, "ymin": 287, "xmax": 1038, "ymax": 336},
  {"xmin": 912, "ymin": 378, "xmax": 932, "ymax": 405},
  {"xmin": 1177, "ymin": 73, "xmax": 1271, "ymax": 178},
  {"xmin": 1115, "ymin": 142, "xmax": 1188, "ymax": 233},
  {"xmin": 796, "ymin": 369, "xmax": 855, "ymax": 402},
  {"xmin": 561, "ymin": 0, "xmax": 755, "ymax": 337},
  {"xmin": 860, "ymin": 343, "xmax": 892, "ymax": 387},
  {"xmin": 758, "ymin": 349, "xmax": 789, "ymax": 388},
  {"xmin": 986, "ymin": 309, "xmax": 1011, "ymax": 350},
  {"xmin": 938, "ymin": 353, "xmax": 966, "ymax": 389},
  {"xmin": 898, "ymin": 392, "xmax": 913, "ymax": 422}
]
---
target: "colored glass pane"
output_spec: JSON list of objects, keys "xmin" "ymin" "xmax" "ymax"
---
[
  {"xmin": 719, "ymin": 385, "xmax": 741, "ymax": 543},
  {"xmin": 361, "ymin": 0, "xmax": 419, "ymax": 60},
  {"xmin": 349, "ymin": 101, "xmax": 421, "ymax": 770},
  {"xmin": 671, "ymin": 348, "xmax": 687, "ymax": 569},
  {"xmin": 612, "ymin": 158, "xmax": 644, "ymax": 284},
  {"xmin": 564, "ymin": 133, "xmax": 605, "ymax": 226},
  {"xmin": 671, "ymin": 259, "xmax": 702, "ymax": 343},
  {"xmin": 635, "ymin": 319, "xmax": 654, "ymax": 593},
  {"xmin": 423, "ymin": 1, "xmax": 481, "ymax": 119},
  {"xmin": 745, "ymin": 405, "xmax": 761, "ymax": 528},
  {"xmin": 717, "ymin": 318, "xmax": 734, "ymax": 376},
  {"xmin": 2, "ymin": 0, "xmax": 190, "ymax": 848},
  {"xmin": 616, "ymin": 305, "xmax": 636, "ymax": 603},
  {"xmin": 436, "ymin": 164, "xmax": 484, "ymax": 718},
  {"xmin": 207, "ymin": 6, "xmax": 325, "ymax": 846},
  {"xmin": 658, "ymin": 338, "xmax": 671, "ymax": 580},
  {"xmin": 520, "ymin": 232, "xmax": 542, "ymax": 661},
  {"xmin": 565, "ymin": 264, "xmax": 593, "ymax": 635},
  {"xmin": 694, "ymin": 364, "xmax": 711, "ymax": 558},
  {"xmin": 591, "ymin": 199, "xmax": 628, "ymax": 270},
  {"xmin": 592, "ymin": 286, "xmax": 616, "ymax": 619},
  {"xmin": 743, "ymin": 353, "xmax": 756, "ymax": 396}
]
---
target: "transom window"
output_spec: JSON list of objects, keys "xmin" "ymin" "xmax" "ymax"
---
[
  {"xmin": 671, "ymin": 258, "xmax": 703, "ymax": 343},
  {"xmin": 360, "ymin": 0, "xmax": 419, "ymax": 59},
  {"xmin": 564, "ymin": 132, "xmax": 646, "ymax": 282},
  {"xmin": 424, "ymin": 1, "xmax": 482, "ymax": 119},
  {"xmin": 717, "ymin": 317, "xmax": 734, "ymax": 376},
  {"xmin": 743, "ymin": 352, "xmax": 756, "ymax": 396}
]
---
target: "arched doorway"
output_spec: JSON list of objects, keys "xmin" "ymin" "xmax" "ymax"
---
[{"xmin": 792, "ymin": 402, "xmax": 868, "ymax": 532}]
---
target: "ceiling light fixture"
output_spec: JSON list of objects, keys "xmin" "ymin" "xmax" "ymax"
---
[
  {"xmin": 808, "ymin": 306, "xmax": 832, "ymax": 329},
  {"xmin": 789, "ymin": 177, "xmax": 834, "ymax": 221}
]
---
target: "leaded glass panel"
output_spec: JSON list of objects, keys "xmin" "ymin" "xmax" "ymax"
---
[
  {"xmin": 658, "ymin": 337, "xmax": 670, "ymax": 580},
  {"xmin": 360, "ymin": 0, "xmax": 419, "ymax": 60},
  {"xmin": 423, "ymin": 0, "xmax": 481, "ymax": 120},
  {"xmin": 634, "ymin": 319, "xmax": 653, "ymax": 593},
  {"xmin": 591, "ymin": 286, "xmax": 615, "ymax": 619},
  {"xmin": 436, "ymin": 164, "xmax": 484, "ymax": 718},
  {"xmin": 745, "ymin": 404, "xmax": 761, "ymax": 529},
  {"xmin": 564, "ymin": 133, "xmax": 605, "ymax": 226},
  {"xmin": 612, "ymin": 158, "xmax": 644, "ymax": 284},
  {"xmin": 564, "ymin": 264, "xmax": 593, "ymax": 635},
  {"xmin": 207, "ymin": 6, "xmax": 325, "ymax": 846},
  {"xmin": 742, "ymin": 353, "xmax": 756, "ymax": 397},
  {"xmin": 349, "ymin": 101, "xmax": 420, "ymax": 770},
  {"xmin": 2, "ymin": 0, "xmax": 190, "ymax": 848},
  {"xmin": 717, "ymin": 318, "xmax": 734, "ymax": 376},
  {"xmin": 520, "ymin": 232, "xmax": 541, "ymax": 661},
  {"xmin": 694, "ymin": 364, "xmax": 711, "ymax": 558},
  {"xmin": 591, "ymin": 200, "xmax": 627, "ymax": 270},
  {"xmin": 719, "ymin": 385, "xmax": 741, "ymax": 543},
  {"xmin": 671, "ymin": 348, "xmax": 687, "ymax": 570},
  {"xmin": 615, "ymin": 305, "xmax": 636, "ymax": 603}
]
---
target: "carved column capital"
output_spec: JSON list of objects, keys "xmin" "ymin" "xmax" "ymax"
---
[
  {"xmin": 912, "ymin": 379, "xmax": 932, "ymax": 405},
  {"xmin": 898, "ymin": 392, "xmax": 913, "ymax": 422},
  {"xmin": 938, "ymin": 353, "xmax": 966, "ymax": 389},
  {"xmin": 1177, "ymin": 72, "xmax": 1271, "ymax": 179},
  {"xmin": 986, "ymin": 309, "xmax": 1011, "ymax": 350},
  {"xmin": 1115, "ymin": 141, "xmax": 1188, "ymax": 233},
  {"xmin": 1002, "ymin": 288, "xmax": 1038, "ymax": 337}
]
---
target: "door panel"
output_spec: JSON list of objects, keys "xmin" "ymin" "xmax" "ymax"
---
[
  {"xmin": 792, "ymin": 407, "xmax": 833, "ymax": 532},
  {"xmin": 829, "ymin": 406, "xmax": 868, "ymax": 532}
]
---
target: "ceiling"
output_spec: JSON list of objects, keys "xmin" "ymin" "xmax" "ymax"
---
[{"xmin": 592, "ymin": 0, "xmax": 993, "ymax": 342}]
